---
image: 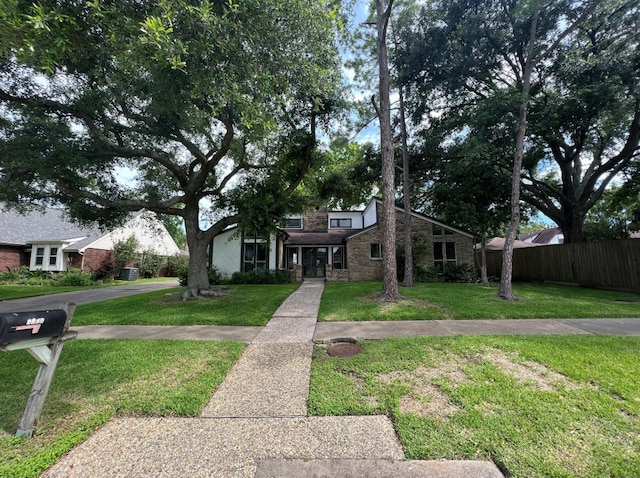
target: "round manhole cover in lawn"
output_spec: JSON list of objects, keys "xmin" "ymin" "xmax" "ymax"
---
[{"xmin": 327, "ymin": 342, "xmax": 364, "ymax": 358}]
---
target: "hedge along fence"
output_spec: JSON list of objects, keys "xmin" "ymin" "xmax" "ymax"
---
[{"xmin": 482, "ymin": 239, "xmax": 640, "ymax": 293}]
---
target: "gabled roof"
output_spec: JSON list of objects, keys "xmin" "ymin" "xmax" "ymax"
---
[
  {"xmin": 480, "ymin": 237, "xmax": 544, "ymax": 250},
  {"xmin": 0, "ymin": 206, "xmax": 103, "ymax": 248},
  {"xmin": 373, "ymin": 198, "xmax": 474, "ymax": 238}
]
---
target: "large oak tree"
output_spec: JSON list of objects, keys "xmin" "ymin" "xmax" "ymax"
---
[{"xmin": 0, "ymin": 0, "xmax": 342, "ymax": 298}]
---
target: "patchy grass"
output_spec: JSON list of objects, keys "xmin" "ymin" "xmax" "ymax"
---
[
  {"xmin": 319, "ymin": 282, "xmax": 640, "ymax": 321},
  {"xmin": 309, "ymin": 335, "xmax": 640, "ymax": 477},
  {"xmin": 73, "ymin": 284, "xmax": 299, "ymax": 326},
  {"xmin": 0, "ymin": 339, "xmax": 244, "ymax": 478}
]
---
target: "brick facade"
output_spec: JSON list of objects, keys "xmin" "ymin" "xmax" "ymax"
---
[
  {"xmin": 0, "ymin": 245, "xmax": 29, "ymax": 271},
  {"xmin": 335, "ymin": 211, "xmax": 474, "ymax": 282},
  {"xmin": 302, "ymin": 207, "xmax": 329, "ymax": 232},
  {"xmin": 80, "ymin": 248, "xmax": 114, "ymax": 274}
]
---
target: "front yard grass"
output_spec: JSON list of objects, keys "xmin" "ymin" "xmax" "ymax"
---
[
  {"xmin": 73, "ymin": 284, "xmax": 300, "ymax": 326},
  {"xmin": 309, "ymin": 335, "xmax": 640, "ymax": 477},
  {"xmin": 319, "ymin": 281, "xmax": 640, "ymax": 321},
  {"xmin": 0, "ymin": 339, "xmax": 245, "ymax": 478}
]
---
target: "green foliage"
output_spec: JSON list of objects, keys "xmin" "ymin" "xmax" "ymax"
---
[
  {"xmin": 394, "ymin": 0, "xmax": 640, "ymax": 243},
  {"xmin": 413, "ymin": 265, "xmax": 440, "ymax": 283},
  {"xmin": 442, "ymin": 263, "xmax": 478, "ymax": 283},
  {"xmin": 165, "ymin": 254, "xmax": 188, "ymax": 278},
  {"xmin": 54, "ymin": 269, "xmax": 95, "ymax": 286},
  {"xmin": 178, "ymin": 266, "xmax": 220, "ymax": 286},
  {"xmin": 112, "ymin": 236, "xmax": 139, "ymax": 272},
  {"xmin": 228, "ymin": 269, "xmax": 290, "ymax": 285},
  {"xmin": 137, "ymin": 251, "xmax": 166, "ymax": 278},
  {"xmin": 583, "ymin": 187, "xmax": 640, "ymax": 241},
  {"xmin": 0, "ymin": 0, "xmax": 343, "ymax": 292}
]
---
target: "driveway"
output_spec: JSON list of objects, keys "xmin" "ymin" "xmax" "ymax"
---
[{"xmin": 0, "ymin": 280, "xmax": 180, "ymax": 313}]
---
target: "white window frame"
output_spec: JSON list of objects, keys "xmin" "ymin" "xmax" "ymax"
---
[{"xmin": 370, "ymin": 243, "xmax": 383, "ymax": 260}]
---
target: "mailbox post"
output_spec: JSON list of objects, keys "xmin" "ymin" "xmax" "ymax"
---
[{"xmin": 0, "ymin": 303, "xmax": 77, "ymax": 437}]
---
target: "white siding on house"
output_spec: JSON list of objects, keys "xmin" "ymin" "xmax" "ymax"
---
[
  {"xmin": 327, "ymin": 211, "xmax": 364, "ymax": 229},
  {"xmin": 211, "ymin": 229, "xmax": 242, "ymax": 275},
  {"xmin": 363, "ymin": 200, "xmax": 378, "ymax": 228},
  {"xmin": 211, "ymin": 231, "xmax": 278, "ymax": 275},
  {"xmin": 89, "ymin": 212, "xmax": 180, "ymax": 256}
]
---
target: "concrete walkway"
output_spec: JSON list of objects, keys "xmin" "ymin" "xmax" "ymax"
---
[{"xmin": 42, "ymin": 280, "xmax": 504, "ymax": 478}]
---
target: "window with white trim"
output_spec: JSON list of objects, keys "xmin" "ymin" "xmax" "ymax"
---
[
  {"xmin": 370, "ymin": 243, "xmax": 382, "ymax": 259},
  {"xmin": 330, "ymin": 218, "xmax": 352, "ymax": 228}
]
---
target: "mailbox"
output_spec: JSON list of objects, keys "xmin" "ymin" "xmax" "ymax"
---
[{"xmin": 0, "ymin": 309, "xmax": 68, "ymax": 345}]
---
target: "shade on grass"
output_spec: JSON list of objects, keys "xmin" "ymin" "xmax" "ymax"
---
[
  {"xmin": 0, "ymin": 339, "xmax": 245, "ymax": 478},
  {"xmin": 73, "ymin": 284, "xmax": 299, "ymax": 326},
  {"xmin": 319, "ymin": 281, "xmax": 640, "ymax": 321}
]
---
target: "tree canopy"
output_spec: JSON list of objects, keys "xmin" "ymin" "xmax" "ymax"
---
[
  {"xmin": 394, "ymin": 0, "xmax": 639, "ymax": 245},
  {"xmin": 0, "ymin": 0, "xmax": 343, "ymax": 297}
]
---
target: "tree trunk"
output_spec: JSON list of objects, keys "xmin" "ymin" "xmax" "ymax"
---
[
  {"xmin": 479, "ymin": 232, "xmax": 489, "ymax": 287},
  {"xmin": 561, "ymin": 202, "xmax": 586, "ymax": 243},
  {"xmin": 498, "ymin": 10, "xmax": 539, "ymax": 301},
  {"xmin": 376, "ymin": 0, "xmax": 399, "ymax": 301},
  {"xmin": 400, "ymin": 86, "xmax": 413, "ymax": 288},
  {"xmin": 182, "ymin": 206, "xmax": 212, "ymax": 300}
]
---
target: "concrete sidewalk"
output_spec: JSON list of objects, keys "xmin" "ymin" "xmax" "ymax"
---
[{"xmin": 42, "ymin": 280, "xmax": 504, "ymax": 478}]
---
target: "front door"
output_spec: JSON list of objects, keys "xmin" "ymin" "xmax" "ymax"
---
[{"xmin": 302, "ymin": 247, "xmax": 327, "ymax": 278}]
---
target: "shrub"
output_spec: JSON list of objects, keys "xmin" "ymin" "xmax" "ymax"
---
[
  {"xmin": 138, "ymin": 251, "xmax": 166, "ymax": 278},
  {"xmin": 413, "ymin": 265, "xmax": 440, "ymax": 283},
  {"xmin": 443, "ymin": 263, "xmax": 478, "ymax": 283},
  {"xmin": 56, "ymin": 269, "xmax": 96, "ymax": 286},
  {"xmin": 165, "ymin": 254, "xmax": 188, "ymax": 277},
  {"xmin": 228, "ymin": 269, "xmax": 290, "ymax": 284},
  {"xmin": 178, "ymin": 265, "xmax": 222, "ymax": 286},
  {"xmin": 113, "ymin": 236, "xmax": 139, "ymax": 271}
]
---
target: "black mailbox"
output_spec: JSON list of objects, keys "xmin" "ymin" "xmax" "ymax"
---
[{"xmin": 0, "ymin": 310, "xmax": 68, "ymax": 345}]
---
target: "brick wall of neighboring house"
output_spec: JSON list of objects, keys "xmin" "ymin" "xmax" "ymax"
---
[
  {"xmin": 81, "ymin": 248, "xmax": 114, "ymax": 274},
  {"xmin": 0, "ymin": 245, "xmax": 29, "ymax": 271},
  {"xmin": 302, "ymin": 207, "xmax": 328, "ymax": 232}
]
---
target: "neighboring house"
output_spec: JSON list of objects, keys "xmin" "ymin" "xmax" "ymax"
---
[
  {"xmin": 479, "ymin": 237, "xmax": 544, "ymax": 251},
  {"xmin": 520, "ymin": 227, "xmax": 564, "ymax": 245},
  {"xmin": 210, "ymin": 198, "xmax": 475, "ymax": 281},
  {"xmin": 0, "ymin": 206, "xmax": 180, "ymax": 274}
]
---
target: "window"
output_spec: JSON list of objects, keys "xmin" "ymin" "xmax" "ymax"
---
[
  {"xmin": 242, "ymin": 242, "xmax": 268, "ymax": 272},
  {"xmin": 332, "ymin": 246, "xmax": 344, "ymax": 269},
  {"xmin": 284, "ymin": 217, "xmax": 302, "ymax": 229},
  {"xmin": 35, "ymin": 247, "xmax": 45, "ymax": 266},
  {"xmin": 370, "ymin": 243, "xmax": 382, "ymax": 259},
  {"xmin": 330, "ymin": 218, "xmax": 352, "ymax": 228},
  {"xmin": 49, "ymin": 247, "xmax": 58, "ymax": 266},
  {"xmin": 286, "ymin": 247, "xmax": 298, "ymax": 269},
  {"xmin": 434, "ymin": 242, "xmax": 457, "ymax": 271},
  {"xmin": 433, "ymin": 224, "xmax": 454, "ymax": 236}
]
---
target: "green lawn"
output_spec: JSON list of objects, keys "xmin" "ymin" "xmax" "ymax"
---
[
  {"xmin": 0, "ymin": 339, "xmax": 245, "ymax": 478},
  {"xmin": 73, "ymin": 284, "xmax": 300, "ymax": 326},
  {"xmin": 319, "ymin": 281, "xmax": 640, "ymax": 321},
  {"xmin": 310, "ymin": 335, "xmax": 640, "ymax": 478}
]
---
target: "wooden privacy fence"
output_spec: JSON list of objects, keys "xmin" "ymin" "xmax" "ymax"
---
[{"xmin": 482, "ymin": 239, "xmax": 640, "ymax": 293}]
